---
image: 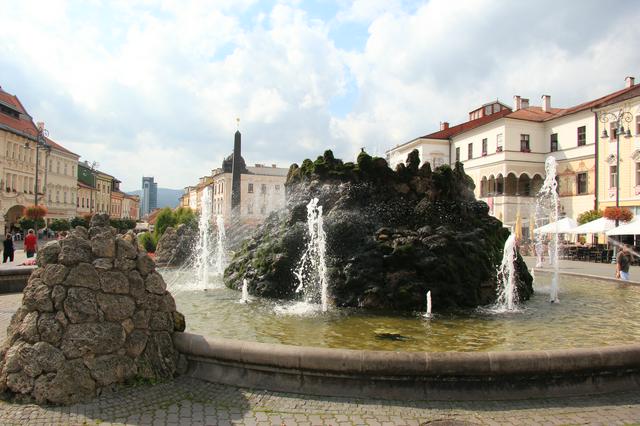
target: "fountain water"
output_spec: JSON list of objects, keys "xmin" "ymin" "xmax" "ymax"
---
[
  {"xmin": 495, "ymin": 233, "xmax": 518, "ymax": 311},
  {"xmin": 293, "ymin": 198, "xmax": 329, "ymax": 312},
  {"xmin": 535, "ymin": 156, "xmax": 560, "ymax": 303},
  {"xmin": 194, "ymin": 186, "xmax": 213, "ymax": 288},
  {"xmin": 424, "ymin": 291, "xmax": 432, "ymax": 318},
  {"xmin": 240, "ymin": 278, "xmax": 249, "ymax": 303},
  {"xmin": 215, "ymin": 215, "xmax": 227, "ymax": 276}
]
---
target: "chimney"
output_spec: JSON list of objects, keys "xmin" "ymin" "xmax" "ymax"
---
[
  {"xmin": 541, "ymin": 95, "xmax": 551, "ymax": 112},
  {"xmin": 272, "ymin": 164, "xmax": 276, "ymax": 168},
  {"xmin": 520, "ymin": 98, "xmax": 529, "ymax": 109},
  {"xmin": 626, "ymin": 76, "xmax": 635, "ymax": 88},
  {"xmin": 440, "ymin": 122, "xmax": 449, "ymax": 131},
  {"xmin": 513, "ymin": 95, "xmax": 521, "ymax": 111}
]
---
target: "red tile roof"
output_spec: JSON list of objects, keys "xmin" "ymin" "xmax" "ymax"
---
[
  {"xmin": 506, "ymin": 106, "xmax": 564, "ymax": 122},
  {"xmin": 421, "ymin": 108, "xmax": 512, "ymax": 140},
  {"xmin": 77, "ymin": 181, "xmax": 95, "ymax": 190},
  {"xmin": 0, "ymin": 87, "xmax": 38, "ymax": 137},
  {"xmin": 45, "ymin": 137, "xmax": 79, "ymax": 157},
  {"xmin": 549, "ymin": 84, "xmax": 640, "ymax": 120}
]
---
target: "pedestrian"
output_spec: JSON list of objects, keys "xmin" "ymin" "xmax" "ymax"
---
[
  {"xmin": 616, "ymin": 245, "xmax": 632, "ymax": 281},
  {"xmin": 2, "ymin": 234, "xmax": 14, "ymax": 263},
  {"xmin": 24, "ymin": 229, "xmax": 37, "ymax": 259}
]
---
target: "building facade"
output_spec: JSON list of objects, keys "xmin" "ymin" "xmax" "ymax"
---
[
  {"xmin": 182, "ymin": 130, "xmax": 288, "ymax": 227},
  {"xmin": 386, "ymin": 77, "xmax": 640, "ymax": 238},
  {"xmin": 43, "ymin": 138, "xmax": 80, "ymax": 222},
  {"xmin": 122, "ymin": 194, "xmax": 140, "ymax": 219},
  {"xmin": 141, "ymin": 176, "xmax": 158, "ymax": 216}
]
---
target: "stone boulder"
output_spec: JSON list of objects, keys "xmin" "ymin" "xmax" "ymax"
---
[
  {"xmin": 224, "ymin": 150, "xmax": 533, "ymax": 311},
  {"xmin": 154, "ymin": 224, "xmax": 197, "ymax": 266},
  {"xmin": 0, "ymin": 213, "xmax": 185, "ymax": 405}
]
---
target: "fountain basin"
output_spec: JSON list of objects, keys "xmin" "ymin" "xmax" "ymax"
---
[{"xmin": 174, "ymin": 333, "xmax": 640, "ymax": 400}]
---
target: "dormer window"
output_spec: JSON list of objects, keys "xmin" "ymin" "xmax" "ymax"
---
[{"xmin": 0, "ymin": 104, "xmax": 20, "ymax": 119}]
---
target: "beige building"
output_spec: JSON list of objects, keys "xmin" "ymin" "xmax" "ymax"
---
[
  {"xmin": 43, "ymin": 138, "xmax": 80, "ymax": 222},
  {"xmin": 94, "ymin": 170, "xmax": 114, "ymax": 215},
  {"xmin": 77, "ymin": 181, "xmax": 93, "ymax": 216},
  {"xmin": 386, "ymin": 77, "xmax": 640, "ymax": 237},
  {"xmin": 594, "ymin": 78, "xmax": 640, "ymax": 214},
  {"xmin": 122, "ymin": 194, "xmax": 140, "ymax": 219},
  {"xmin": 0, "ymin": 85, "xmax": 79, "ymax": 231}
]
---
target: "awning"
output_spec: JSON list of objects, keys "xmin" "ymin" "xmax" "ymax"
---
[
  {"xmin": 533, "ymin": 217, "xmax": 578, "ymax": 234},
  {"xmin": 565, "ymin": 217, "xmax": 618, "ymax": 235}
]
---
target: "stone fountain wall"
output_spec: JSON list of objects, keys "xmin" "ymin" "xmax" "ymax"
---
[{"xmin": 0, "ymin": 214, "xmax": 186, "ymax": 405}]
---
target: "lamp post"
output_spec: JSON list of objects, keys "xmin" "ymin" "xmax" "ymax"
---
[
  {"xmin": 599, "ymin": 109, "xmax": 633, "ymax": 262},
  {"xmin": 87, "ymin": 161, "xmax": 99, "ymax": 214},
  {"xmin": 24, "ymin": 122, "xmax": 51, "ymax": 238}
]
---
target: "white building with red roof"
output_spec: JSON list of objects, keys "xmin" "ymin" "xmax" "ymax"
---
[{"xmin": 387, "ymin": 76, "xmax": 640, "ymax": 239}]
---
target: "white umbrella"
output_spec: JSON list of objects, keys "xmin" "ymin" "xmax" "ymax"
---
[
  {"xmin": 607, "ymin": 219, "xmax": 640, "ymax": 236},
  {"xmin": 565, "ymin": 217, "xmax": 618, "ymax": 235},
  {"xmin": 533, "ymin": 217, "xmax": 578, "ymax": 234}
]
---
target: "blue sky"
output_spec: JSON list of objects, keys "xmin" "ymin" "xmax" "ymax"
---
[{"xmin": 1, "ymin": 0, "xmax": 639, "ymax": 191}]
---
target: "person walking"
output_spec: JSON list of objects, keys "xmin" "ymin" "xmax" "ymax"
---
[
  {"xmin": 2, "ymin": 234, "xmax": 14, "ymax": 263},
  {"xmin": 24, "ymin": 229, "xmax": 37, "ymax": 259},
  {"xmin": 616, "ymin": 245, "xmax": 632, "ymax": 281}
]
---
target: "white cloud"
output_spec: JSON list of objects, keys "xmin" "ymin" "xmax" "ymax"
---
[{"xmin": 1, "ymin": 0, "xmax": 640, "ymax": 192}]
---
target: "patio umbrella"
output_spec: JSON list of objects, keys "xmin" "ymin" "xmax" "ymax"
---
[
  {"xmin": 529, "ymin": 215, "xmax": 535, "ymax": 238},
  {"xmin": 565, "ymin": 217, "xmax": 618, "ymax": 235},
  {"xmin": 533, "ymin": 217, "xmax": 578, "ymax": 234},
  {"xmin": 606, "ymin": 219, "xmax": 640, "ymax": 236},
  {"xmin": 514, "ymin": 212, "xmax": 522, "ymax": 240}
]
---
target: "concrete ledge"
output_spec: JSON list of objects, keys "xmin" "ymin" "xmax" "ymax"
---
[
  {"xmin": 0, "ymin": 266, "xmax": 34, "ymax": 293},
  {"xmin": 174, "ymin": 332, "xmax": 640, "ymax": 400}
]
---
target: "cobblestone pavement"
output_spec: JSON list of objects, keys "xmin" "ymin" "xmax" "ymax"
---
[{"xmin": 2, "ymin": 293, "xmax": 640, "ymax": 424}]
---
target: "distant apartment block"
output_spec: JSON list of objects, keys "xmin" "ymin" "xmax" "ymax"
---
[{"xmin": 141, "ymin": 176, "xmax": 158, "ymax": 217}]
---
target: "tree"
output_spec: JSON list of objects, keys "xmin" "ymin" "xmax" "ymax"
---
[
  {"xmin": 577, "ymin": 209, "xmax": 602, "ymax": 225},
  {"xmin": 175, "ymin": 207, "xmax": 197, "ymax": 228},
  {"xmin": 24, "ymin": 205, "xmax": 47, "ymax": 221},
  {"xmin": 153, "ymin": 208, "xmax": 176, "ymax": 240},
  {"xmin": 17, "ymin": 216, "xmax": 45, "ymax": 232},
  {"xmin": 70, "ymin": 217, "xmax": 89, "ymax": 228},
  {"xmin": 49, "ymin": 218, "xmax": 71, "ymax": 232}
]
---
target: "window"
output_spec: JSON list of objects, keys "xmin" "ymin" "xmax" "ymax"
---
[
  {"xmin": 64, "ymin": 164, "xmax": 68, "ymax": 175},
  {"xmin": 493, "ymin": 104, "xmax": 500, "ymax": 113},
  {"xmin": 577, "ymin": 173, "xmax": 588, "ymax": 195},
  {"xmin": 56, "ymin": 161, "xmax": 60, "ymax": 174},
  {"xmin": 484, "ymin": 105, "xmax": 491, "ymax": 115},
  {"xmin": 520, "ymin": 134, "xmax": 530, "ymax": 152},
  {"xmin": 455, "ymin": 147, "xmax": 460, "ymax": 162},
  {"xmin": 56, "ymin": 190, "xmax": 60, "ymax": 203},
  {"xmin": 275, "ymin": 184, "xmax": 280, "ymax": 191},
  {"xmin": 496, "ymin": 133, "xmax": 503, "ymax": 152},
  {"xmin": 550, "ymin": 133, "xmax": 558, "ymax": 152},
  {"xmin": 248, "ymin": 183, "xmax": 254, "ymax": 193},
  {"xmin": 636, "ymin": 116, "xmax": 640, "ymax": 135},
  {"xmin": 64, "ymin": 191, "xmax": 67, "ymax": 204},
  {"xmin": 261, "ymin": 184, "xmax": 266, "ymax": 194},
  {"xmin": 610, "ymin": 165, "xmax": 617, "ymax": 189},
  {"xmin": 481, "ymin": 138, "xmax": 487, "ymax": 156},
  {"xmin": 636, "ymin": 163, "xmax": 640, "ymax": 186},
  {"xmin": 577, "ymin": 126, "xmax": 586, "ymax": 146},
  {"xmin": 468, "ymin": 143, "xmax": 473, "ymax": 160},
  {"xmin": 610, "ymin": 123, "xmax": 618, "ymax": 140}
]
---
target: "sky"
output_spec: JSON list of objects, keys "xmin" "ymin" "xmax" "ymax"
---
[{"xmin": 1, "ymin": 0, "xmax": 639, "ymax": 192}]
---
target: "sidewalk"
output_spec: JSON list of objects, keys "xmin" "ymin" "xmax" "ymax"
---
[
  {"xmin": 0, "ymin": 250, "xmax": 29, "ymax": 269},
  {"xmin": 522, "ymin": 255, "xmax": 640, "ymax": 284}
]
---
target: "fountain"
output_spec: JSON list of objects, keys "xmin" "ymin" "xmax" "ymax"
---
[
  {"xmin": 495, "ymin": 233, "xmax": 518, "ymax": 311},
  {"xmin": 240, "ymin": 278, "xmax": 249, "ymax": 303},
  {"xmin": 293, "ymin": 197, "xmax": 329, "ymax": 312},
  {"xmin": 424, "ymin": 290, "xmax": 432, "ymax": 318},
  {"xmin": 194, "ymin": 186, "xmax": 213, "ymax": 288},
  {"xmin": 166, "ymin": 149, "xmax": 640, "ymax": 401},
  {"xmin": 215, "ymin": 214, "xmax": 227, "ymax": 276},
  {"xmin": 535, "ymin": 156, "xmax": 560, "ymax": 303}
]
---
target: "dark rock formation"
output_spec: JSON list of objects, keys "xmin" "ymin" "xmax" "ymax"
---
[
  {"xmin": 224, "ymin": 150, "xmax": 533, "ymax": 311},
  {"xmin": 154, "ymin": 224, "xmax": 197, "ymax": 266},
  {"xmin": 0, "ymin": 214, "xmax": 185, "ymax": 405}
]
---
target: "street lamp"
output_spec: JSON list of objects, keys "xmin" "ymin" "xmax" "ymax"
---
[
  {"xmin": 24, "ymin": 121, "xmax": 51, "ymax": 206},
  {"xmin": 599, "ymin": 109, "xmax": 633, "ymax": 262},
  {"xmin": 87, "ymin": 161, "xmax": 99, "ymax": 214}
]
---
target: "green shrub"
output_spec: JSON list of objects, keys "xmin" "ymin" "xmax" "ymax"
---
[
  {"xmin": 153, "ymin": 208, "xmax": 176, "ymax": 240},
  {"xmin": 49, "ymin": 218, "xmax": 71, "ymax": 232},
  {"xmin": 70, "ymin": 216, "xmax": 89, "ymax": 228},
  {"xmin": 577, "ymin": 209, "xmax": 602, "ymax": 225},
  {"xmin": 138, "ymin": 231, "xmax": 157, "ymax": 253}
]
